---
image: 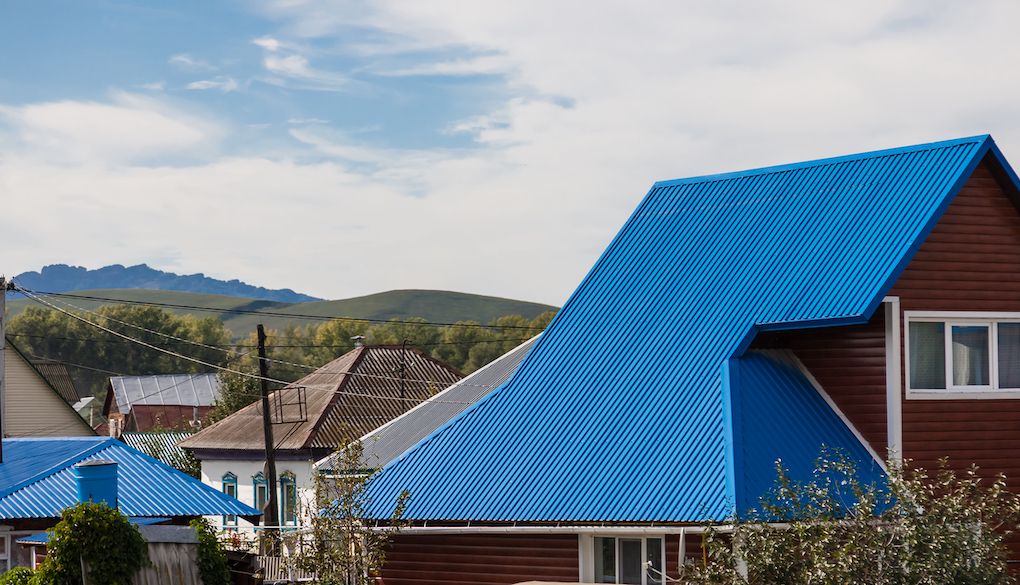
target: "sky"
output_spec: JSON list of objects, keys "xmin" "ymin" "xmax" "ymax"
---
[{"xmin": 2, "ymin": 0, "xmax": 1019, "ymax": 306}]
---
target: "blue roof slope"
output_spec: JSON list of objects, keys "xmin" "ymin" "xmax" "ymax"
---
[
  {"xmin": 727, "ymin": 351, "xmax": 887, "ymax": 514},
  {"xmin": 365, "ymin": 135, "xmax": 1009, "ymax": 523},
  {"xmin": 0, "ymin": 438, "xmax": 259, "ymax": 519}
]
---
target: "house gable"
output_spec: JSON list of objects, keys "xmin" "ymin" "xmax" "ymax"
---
[
  {"xmin": 749, "ymin": 152, "xmax": 1020, "ymax": 478},
  {"xmin": 3, "ymin": 343, "xmax": 93, "ymax": 437}
]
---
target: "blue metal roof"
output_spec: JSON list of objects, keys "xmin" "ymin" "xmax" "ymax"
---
[
  {"xmin": 364, "ymin": 135, "xmax": 1017, "ymax": 523},
  {"xmin": 0, "ymin": 437, "xmax": 259, "ymax": 519}
]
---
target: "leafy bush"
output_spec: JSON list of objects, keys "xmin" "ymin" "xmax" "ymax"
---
[
  {"xmin": 684, "ymin": 453, "xmax": 1020, "ymax": 585},
  {"xmin": 33, "ymin": 503, "xmax": 149, "ymax": 585},
  {"xmin": 0, "ymin": 567, "xmax": 34, "ymax": 585},
  {"xmin": 190, "ymin": 518, "xmax": 230, "ymax": 585}
]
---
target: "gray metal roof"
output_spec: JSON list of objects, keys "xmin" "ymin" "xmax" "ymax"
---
[
  {"xmin": 340, "ymin": 336, "xmax": 538, "ymax": 471},
  {"xmin": 109, "ymin": 374, "xmax": 220, "ymax": 413}
]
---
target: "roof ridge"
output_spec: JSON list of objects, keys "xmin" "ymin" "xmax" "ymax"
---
[
  {"xmin": 652, "ymin": 135, "xmax": 990, "ymax": 189},
  {"xmin": 301, "ymin": 346, "xmax": 369, "ymax": 449},
  {"xmin": 0, "ymin": 437, "xmax": 115, "ymax": 499}
]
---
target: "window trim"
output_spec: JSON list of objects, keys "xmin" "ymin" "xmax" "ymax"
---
[
  {"xmin": 583, "ymin": 534, "xmax": 667, "ymax": 585},
  {"xmin": 221, "ymin": 472, "xmax": 238, "ymax": 528},
  {"xmin": 906, "ymin": 311, "xmax": 1020, "ymax": 399},
  {"xmin": 279, "ymin": 472, "xmax": 298, "ymax": 527}
]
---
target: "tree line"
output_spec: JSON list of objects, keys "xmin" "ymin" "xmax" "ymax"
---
[{"xmin": 6, "ymin": 305, "xmax": 554, "ymax": 417}]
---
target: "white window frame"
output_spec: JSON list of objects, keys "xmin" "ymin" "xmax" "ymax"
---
[
  {"xmin": 581, "ymin": 534, "xmax": 667, "ymax": 585},
  {"xmin": 905, "ymin": 311, "xmax": 1020, "ymax": 399}
]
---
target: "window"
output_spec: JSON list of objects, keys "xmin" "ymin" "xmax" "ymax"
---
[
  {"xmin": 253, "ymin": 472, "xmax": 268, "ymax": 518},
  {"xmin": 280, "ymin": 472, "xmax": 298, "ymax": 526},
  {"xmin": 593, "ymin": 536, "xmax": 664, "ymax": 585},
  {"xmin": 221, "ymin": 472, "xmax": 238, "ymax": 528},
  {"xmin": 0, "ymin": 534, "xmax": 9, "ymax": 572},
  {"xmin": 907, "ymin": 313, "xmax": 1020, "ymax": 397}
]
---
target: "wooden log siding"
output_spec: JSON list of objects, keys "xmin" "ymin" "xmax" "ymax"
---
[{"xmin": 379, "ymin": 534, "xmax": 579, "ymax": 585}]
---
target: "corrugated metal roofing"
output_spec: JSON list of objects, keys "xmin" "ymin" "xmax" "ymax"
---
[
  {"xmin": 109, "ymin": 373, "xmax": 221, "ymax": 413},
  {"xmin": 180, "ymin": 346, "xmax": 463, "ymax": 453},
  {"xmin": 0, "ymin": 437, "xmax": 259, "ymax": 519},
  {"xmin": 317, "ymin": 336, "xmax": 538, "ymax": 472},
  {"xmin": 120, "ymin": 431, "xmax": 193, "ymax": 469},
  {"xmin": 364, "ymin": 135, "xmax": 1018, "ymax": 523}
]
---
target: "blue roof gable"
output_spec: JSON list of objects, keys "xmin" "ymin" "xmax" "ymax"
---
[
  {"xmin": 364, "ymin": 135, "xmax": 1016, "ymax": 523},
  {"xmin": 0, "ymin": 437, "xmax": 259, "ymax": 519}
]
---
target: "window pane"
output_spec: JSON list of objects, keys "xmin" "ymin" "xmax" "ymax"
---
[
  {"xmin": 256, "ymin": 484, "xmax": 267, "ymax": 510},
  {"xmin": 999, "ymin": 323, "xmax": 1020, "ymax": 388},
  {"xmin": 619, "ymin": 539, "xmax": 642, "ymax": 584},
  {"xmin": 952, "ymin": 325, "xmax": 990, "ymax": 386},
  {"xmin": 646, "ymin": 538, "xmax": 662, "ymax": 585},
  {"xmin": 281, "ymin": 482, "xmax": 297, "ymax": 524},
  {"xmin": 594, "ymin": 537, "xmax": 616, "ymax": 583},
  {"xmin": 909, "ymin": 322, "xmax": 946, "ymax": 389}
]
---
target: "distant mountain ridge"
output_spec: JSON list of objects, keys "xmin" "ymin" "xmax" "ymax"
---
[{"xmin": 14, "ymin": 264, "xmax": 321, "ymax": 303}]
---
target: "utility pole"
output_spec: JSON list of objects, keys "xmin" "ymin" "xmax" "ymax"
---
[
  {"xmin": 257, "ymin": 324, "xmax": 280, "ymax": 555},
  {"xmin": 0, "ymin": 276, "xmax": 7, "ymax": 464}
]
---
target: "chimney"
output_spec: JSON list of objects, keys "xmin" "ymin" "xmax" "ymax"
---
[
  {"xmin": 72, "ymin": 460, "xmax": 118, "ymax": 508},
  {"xmin": 351, "ymin": 335, "xmax": 365, "ymax": 348}
]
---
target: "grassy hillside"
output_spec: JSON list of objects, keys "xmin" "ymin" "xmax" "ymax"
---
[{"xmin": 7, "ymin": 288, "xmax": 557, "ymax": 337}]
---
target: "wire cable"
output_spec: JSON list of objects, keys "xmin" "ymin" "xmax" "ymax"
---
[{"xmin": 19, "ymin": 288, "xmax": 550, "ymax": 330}]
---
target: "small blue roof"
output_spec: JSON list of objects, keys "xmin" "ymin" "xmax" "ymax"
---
[
  {"xmin": 364, "ymin": 135, "xmax": 1020, "ymax": 523},
  {"xmin": 0, "ymin": 437, "xmax": 259, "ymax": 519}
]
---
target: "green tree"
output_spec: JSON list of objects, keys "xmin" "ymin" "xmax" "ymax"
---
[
  {"xmin": 311, "ymin": 319, "xmax": 370, "ymax": 365},
  {"xmin": 33, "ymin": 503, "xmax": 149, "ymax": 585},
  {"xmin": 366, "ymin": 318, "xmax": 442, "ymax": 349},
  {"xmin": 297, "ymin": 442, "xmax": 408, "ymax": 585},
  {"xmin": 7, "ymin": 305, "xmax": 232, "ymax": 398},
  {"xmin": 684, "ymin": 454, "xmax": 1020, "ymax": 585},
  {"xmin": 191, "ymin": 518, "xmax": 230, "ymax": 585}
]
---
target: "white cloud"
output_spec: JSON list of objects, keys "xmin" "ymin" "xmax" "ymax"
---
[
  {"xmin": 0, "ymin": 92, "xmax": 222, "ymax": 165},
  {"xmin": 139, "ymin": 81, "xmax": 166, "ymax": 91},
  {"xmin": 262, "ymin": 54, "xmax": 349, "ymax": 91},
  {"xmin": 8, "ymin": 1, "xmax": 1020, "ymax": 305},
  {"xmin": 252, "ymin": 37, "xmax": 284, "ymax": 52},
  {"xmin": 186, "ymin": 77, "xmax": 240, "ymax": 92},
  {"xmin": 376, "ymin": 55, "xmax": 513, "ymax": 77},
  {"xmin": 168, "ymin": 53, "xmax": 215, "ymax": 71}
]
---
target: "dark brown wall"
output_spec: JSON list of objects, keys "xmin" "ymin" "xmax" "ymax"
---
[
  {"xmin": 127, "ymin": 405, "xmax": 210, "ymax": 432},
  {"xmin": 752, "ymin": 315, "xmax": 888, "ymax": 457},
  {"xmin": 379, "ymin": 532, "xmax": 706, "ymax": 585},
  {"xmin": 379, "ymin": 533, "xmax": 578, "ymax": 585},
  {"xmin": 888, "ymin": 159, "xmax": 1020, "ymax": 481}
]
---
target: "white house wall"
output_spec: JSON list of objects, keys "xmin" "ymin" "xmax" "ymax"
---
[{"xmin": 200, "ymin": 459, "xmax": 316, "ymax": 532}]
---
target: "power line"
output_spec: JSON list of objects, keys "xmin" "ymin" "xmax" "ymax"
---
[
  {"xmin": 14, "ymin": 285, "xmax": 524, "ymax": 402},
  {"xmin": 5, "ymin": 332, "xmax": 536, "ymax": 349},
  {"xmin": 18, "ymin": 289, "xmax": 551, "ymax": 330}
]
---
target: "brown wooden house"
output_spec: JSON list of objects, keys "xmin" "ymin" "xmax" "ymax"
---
[
  {"xmin": 179, "ymin": 344, "xmax": 462, "ymax": 533},
  {"xmin": 103, "ymin": 373, "xmax": 220, "ymax": 435},
  {"xmin": 359, "ymin": 135, "xmax": 1020, "ymax": 584}
]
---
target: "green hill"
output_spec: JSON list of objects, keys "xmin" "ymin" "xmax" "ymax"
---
[{"xmin": 7, "ymin": 288, "xmax": 557, "ymax": 337}]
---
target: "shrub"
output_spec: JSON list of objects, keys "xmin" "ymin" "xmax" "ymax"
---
[
  {"xmin": 0, "ymin": 567, "xmax": 34, "ymax": 585},
  {"xmin": 33, "ymin": 503, "xmax": 149, "ymax": 585},
  {"xmin": 190, "ymin": 518, "xmax": 230, "ymax": 585}
]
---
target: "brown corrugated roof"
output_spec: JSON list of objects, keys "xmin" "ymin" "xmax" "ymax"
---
[
  {"xmin": 179, "ymin": 346, "xmax": 462, "ymax": 453},
  {"xmin": 29, "ymin": 360, "xmax": 80, "ymax": 403}
]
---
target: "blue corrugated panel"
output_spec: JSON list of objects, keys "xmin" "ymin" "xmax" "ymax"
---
[
  {"xmin": 0, "ymin": 438, "xmax": 259, "ymax": 519},
  {"xmin": 728, "ymin": 351, "xmax": 886, "ymax": 514},
  {"xmin": 364, "ymin": 135, "xmax": 1017, "ymax": 523}
]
